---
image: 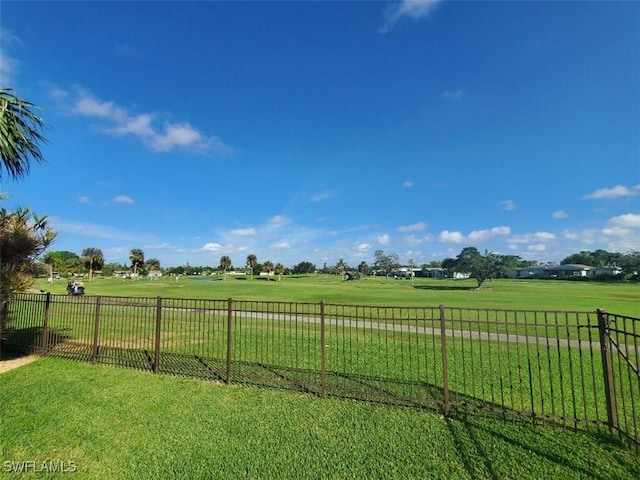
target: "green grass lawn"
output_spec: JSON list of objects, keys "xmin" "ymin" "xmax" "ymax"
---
[
  {"xmin": 37, "ymin": 275, "xmax": 639, "ymax": 316},
  {"xmin": 1, "ymin": 357, "xmax": 638, "ymax": 480}
]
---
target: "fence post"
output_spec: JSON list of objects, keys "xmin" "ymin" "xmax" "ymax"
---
[
  {"xmin": 320, "ymin": 300, "xmax": 326, "ymax": 398},
  {"xmin": 439, "ymin": 304, "xmax": 450, "ymax": 417},
  {"xmin": 226, "ymin": 298, "xmax": 233, "ymax": 385},
  {"xmin": 153, "ymin": 297, "xmax": 162, "ymax": 373},
  {"xmin": 39, "ymin": 292, "xmax": 51, "ymax": 355},
  {"xmin": 92, "ymin": 296, "xmax": 101, "ymax": 364},
  {"xmin": 597, "ymin": 309, "xmax": 618, "ymax": 435}
]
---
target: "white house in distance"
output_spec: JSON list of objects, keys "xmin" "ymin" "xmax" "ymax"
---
[{"xmin": 508, "ymin": 264, "xmax": 622, "ymax": 279}]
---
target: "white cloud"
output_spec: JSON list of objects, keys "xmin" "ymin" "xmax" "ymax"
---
[
  {"xmin": 398, "ymin": 222, "xmax": 426, "ymax": 233},
  {"xmin": 230, "ymin": 228, "xmax": 257, "ymax": 236},
  {"xmin": 77, "ymin": 196, "xmax": 91, "ymax": 204},
  {"xmin": 270, "ymin": 241, "xmax": 290, "ymax": 249},
  {"xmin": 112, "ymin": 195, "xmax": 135, "ymax": 205},
  {"xmin": 379, "ymin": 0, "xmax": 442, "ymax": 34},
  {"xmin": 500, "ymin": 200, "xmax": 517, "ymax": 211},
  {"xmin": 200, "ymin": 243, "xmax": 222, "ymax": 252},
  {"xmin": 467, "ymin": 226, "xmax": 511, "ymax": 243},
  {"xmin": 144, "ymin": 242, "xmax": 172, "ymax": 249},
  {"xmin": 606, "ymin": 213, "xmax": 640, "ymax": 228},
  {"xmin": 310, "ymin": 191, "xmax": 336, "ymax": 202},
  {"xmin": 583, "ymin": 184, "xmax": 640, "ymax": 200},
  {"xmin": 268, "ymin": 215, "xmax": 288, "ymax": 225},
  {"xmin": 528, "ymin": 244, "xmax": 547, "ymax": 252},
  {"xmin": 402, "ymin": 181, "xmax": 415, "ymax": 188},
  {"xmin": 376, "ymin": 234, "xmax": 391, "ymax": 246},
  {"xmin": 65, "ymin": 88, "xmax": 232, "ymax": 154},
  {"xmin": 357, "ymin": 243, "xmax": 371, "ymax": 252},
  {"xmin": 438, "ymin": 230, "xmax": 465, "ymax": 244},
  {"xmin": 552, "ymin": 210, "xmax": 569, "ymax": 219},
  {"xmin": 439, "ymin": 226, "xmax": 510, "ymax": 245}
]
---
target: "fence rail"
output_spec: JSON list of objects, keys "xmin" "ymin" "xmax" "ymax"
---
[{"xmin": 2, "ymin": 292, "xmax": 638, "ymax": 452}]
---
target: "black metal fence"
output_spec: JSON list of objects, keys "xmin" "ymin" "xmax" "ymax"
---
[{"xmin": 2, "ymin": 292, "xmax": 638, "ymax": 451}]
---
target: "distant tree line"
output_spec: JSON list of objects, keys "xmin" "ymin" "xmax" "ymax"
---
[{"xmin": 34, "ymin": 246, "xmax": 639, "ymax": 288}]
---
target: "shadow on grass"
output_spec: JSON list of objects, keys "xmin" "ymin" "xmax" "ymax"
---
[
  {"xmin": 412, "ymin": 285, "xmax": 477, "ymax": 291},
  {"xmin": 446, "ymin": 413, "xmax": 640, "ymax": 480},
  {"xmin": 12, "ymin": 338, "xmax": 636, "ymax": 468},
  {"xmin": 1, "ymin": 326, "xmax": 70, "ymax": 359}
]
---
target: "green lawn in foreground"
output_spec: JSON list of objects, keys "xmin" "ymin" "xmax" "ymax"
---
[
  {"xmin": 1, "ymin": 357, "xmax": 638, "ymax": 480},
  {"xmin": 37, "ymin": 275, "xmax": 639, "ymax": 316}
]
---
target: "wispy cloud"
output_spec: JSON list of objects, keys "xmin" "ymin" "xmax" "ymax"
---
[
  {"xmin": 583, "ymin": 184, "xmax": 640, "ymax": 200},
  {"xmin": 112, "ymin": 195, "xmax": 135, "ymax": 205},
  {"xmin": 379, "ymin": 0, "xmax": 442, "ymax": 34},
  {"xmin": 402, "ymin": 180, "xmax": 415, "ymax": 188},
  {"xmin": 77, "ymin": 196, "xmax": 91, "ymax": 205},
  {"xmin": 230, "ymin": 228, "xmax": 257, "ymax": 236},
  {"xmin": 500, "ymin": 200, "xmax": 517, "ymax": 211},
  {"xmin": 398, "ymin": 222, "xmax": 426, "ymax": 233},
  {"xmin": 62, "ymin": 87, "xmax": 233, "ymax": 154},
  {"xmin": 310, "ymin": 190, "xmax": 336, "ymax": 202},
  {"xmin": 0, "ymin": 29, "xmax": 21, "ymax": 85},
  {"xmin": 552, "ymin": 210, "xmax": 569, "ymax": 219}
]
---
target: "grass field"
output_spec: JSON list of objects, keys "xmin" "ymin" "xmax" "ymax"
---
[
  {"xmin": 37, "ymin": 274, "xmax": 639, "ymax": 316},
  {"xmin": 1, "ymin": 357, "xmax": 639, "ymax": 480},
  {"xmin": 6, "ymin": 276, "xmax": 636, "ymax": 478}
]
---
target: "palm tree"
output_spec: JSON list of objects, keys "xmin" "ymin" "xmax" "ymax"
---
[
  {"xmin": 219, "ymin": 255, "xmax": 232, "ymax": 278},
  {"xmin": 0, "ymin": 89, "xmax": 48, "ymax": 180},
  {"xmin": 246, "ymin": 254, "xmax": 257, "ymax": 280},
  {"xmin": 262, "ymin": 260, "xmax": 274, "ymax": 280},
  {"xmin": 274, "ymin": 262, "xmax": 285, "ymax": 282},
  {"xmin": 129, "ymin": 248, "xmax": 145, "ymax": 279},
  {"xmin": 0, "ymin": 207, "xmax": 56, "ymax": 358},
  {"xmin": 82, "ymin": 248, "xmax": 104, "ymax": 281}
]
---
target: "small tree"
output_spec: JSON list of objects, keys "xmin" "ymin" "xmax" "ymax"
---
[
  {"xmin": 454, "ymin": 247, "xmax": 502, "ymax": 289},
  {"xmin": 374, "ymin": 250, "xmax": 400, "ymax": 278}
]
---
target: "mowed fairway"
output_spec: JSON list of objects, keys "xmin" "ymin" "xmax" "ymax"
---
[
  {"xmin": 38, "ymin": 275, "xmax": 639, "ymax": 316},
  {"xmin": 1, "ymin": 358, "xmax": 639, "ymax": 480}
]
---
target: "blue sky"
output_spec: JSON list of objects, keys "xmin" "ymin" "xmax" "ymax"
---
[{"xmin": 1, "ymin": 1, "xmax": 639, "ymax": 269}]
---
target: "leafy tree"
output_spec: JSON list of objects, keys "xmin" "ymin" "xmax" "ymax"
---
[
  {"xmin": 292, "ymin": 261, "xmax": 316, "ymax": 275},
  {"xmin": 357, "ymin": 261, "xmax": 370, "ymax": 276},
  {"xmin": 336, "ymin": 258, "xmax": 348, "ymax": 278},
  {"xmin": 374, "ymin": 250, "xmax": 400, "ymax": 278},
  {"xmin": 43, "ymin": 250, "xmax": 81, "ymax": 275},
  {"xmin": 82, "ymin": 248, "xmax": 104, "ymax": 281},
  {"xmin": 0, "ymin": 89, "xmax": 48, "ymax": 181},
  {"xmin": 129, "ymin": 248, "xmax": 145, "ymax": 277},
  {"xmin": 1, "ymin": 208, "xmax": 57, "ymax": 352},
  {"xmin": 219, "ymin": 255, "xmax": 232, "ymax": 277},
  {"xmin": 246, "ymin": 254, "xmax": 258, "ymax": 279},
  {"xmin": 454, "ymin": 247, "xmax": 502, "ymax": 289},
  {"xmin": 441, "ymin": 258, "xmax": 456, "ymax": 277},
  {"xmin": 145, "ymin": 258, "xmax": 161, "ymax": 271},
  {"xmin": 620, "ymin": 251, "xmax": 640, "ymax": 280}
]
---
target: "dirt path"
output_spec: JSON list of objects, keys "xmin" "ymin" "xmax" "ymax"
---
[{"xmin": 0, "ymin": 355, "xmax": 38, "ymax": 374}]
